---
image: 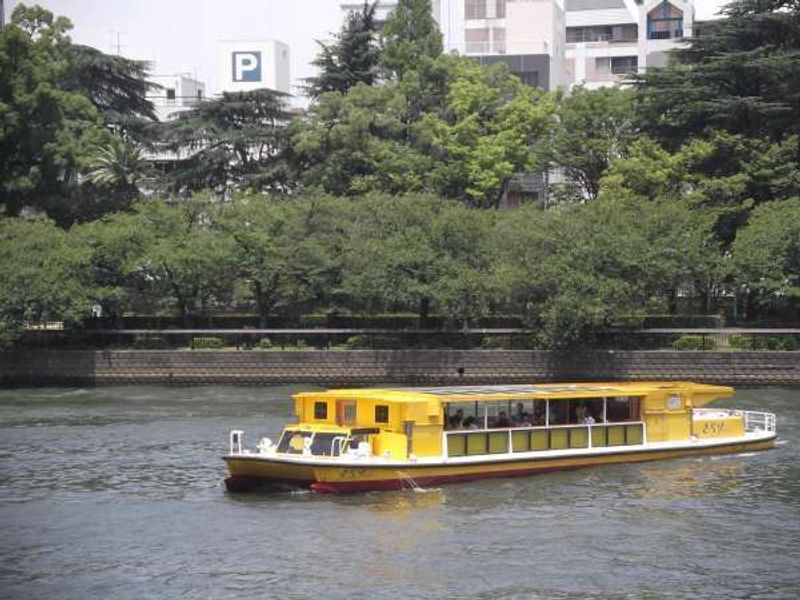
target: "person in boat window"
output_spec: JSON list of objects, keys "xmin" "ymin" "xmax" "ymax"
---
[
  {"xmin": 449, "ymin": 409, "xmax": 464, "ymax": 429},
  {"xmin": 495, "ymin": 411, "xmax": 511, "ymax": 428},
  {"xmin": 463, "ymin": 416, "xmax": 479, "ymax": 430},
  {"xmin": 577, "ymin": 405, "xmax": 596, "ymax": 425},
  {"xmin": 512, "ymin": 403, "xmax": 526, "ymax": 424}
]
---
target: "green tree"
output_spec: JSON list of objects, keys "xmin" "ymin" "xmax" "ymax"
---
[
  {"xmin": 292, "ymin": 57, "xmax": 556, "ymax": 205},
  {"xmin": 0, "ymin": 217, "xmax": 95, "ymax": 345},
  {"xmin": 635, "ymin": 0, "xmax": 800, "ymax": 147},
  {"xmin": 417, "ymin": 59, "xmax": 557, "ymax": 207},
  {"xmin": 380, "ymin": 0, "xmax": 443, "ymax": 80},
  {"xmin": 66, "ymin": 44, "xmax": 157, "ymax": 140},
  {"xmin": 159, "ymin": 88, "xmax": 293, "ymax": 195},
  {"xmin": 216, "ymin": 193, "xmax": 348, "ymax": 324},
  {"xmin": 543, "ymin": 86, "xmax": 637, "ymax": 202},
  {"xmin": 81, "ymin": 199, "xmax": 238, "ymax": 322},
  {"xmin": 491, "ymin": 195, "xmax": 719, "ymax": 348},
  {"xmin": 73, "ymin": 210, "xmax": 152, "ymax": 321},
  {"xmin": 600, "ymin": 133, "xmax": 800, "ymax": 244},
  {"xmin": 0, "ymin": 5, "xmax": 108, "ymax": 224},
  {"xmin": 342, "ymin": 193, "xmax": 494, "ymax": 325},
  {"xmin": 733, "ymin": 197, "xmax": 800, "ymax": 310},
  {"xmin": 133, "ymin": 199, "xmax": 238, "ymax": 322},
  {"xmin": 305, "ymin": 2, "xmax": 380, "ymax": 98},
  {"xmin": 86, "ymin": 138, "xmax": 153, "ymax": 196}
]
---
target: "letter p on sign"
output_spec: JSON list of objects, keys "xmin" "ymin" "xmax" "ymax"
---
[{"xmin": 232, "ymin": 51, "xmax": 261, "ymax": 82}]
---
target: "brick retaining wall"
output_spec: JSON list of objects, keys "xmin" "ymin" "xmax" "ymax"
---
[{"xmin": 1, "ymin": 350, "xmax": 798, "ymax": 386}]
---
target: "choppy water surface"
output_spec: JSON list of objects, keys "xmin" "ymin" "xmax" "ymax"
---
[{"xmin": 0, "ymin": 385, "xmax": 798, "ymax": 599}]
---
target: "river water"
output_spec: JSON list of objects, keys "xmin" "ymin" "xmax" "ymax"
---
[{"xmin": 0, "ymin": 385, "xmax": 798, "ymax": 599}]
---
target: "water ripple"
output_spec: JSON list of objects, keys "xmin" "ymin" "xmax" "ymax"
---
[{"xmin": 0, "ymin": 385, "xmax": 799, "ymax": 599}]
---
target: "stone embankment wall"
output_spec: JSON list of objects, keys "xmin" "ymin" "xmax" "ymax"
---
[{"xmin": 0, "ymin": 350, "xmax": 798, "ymax": 386}]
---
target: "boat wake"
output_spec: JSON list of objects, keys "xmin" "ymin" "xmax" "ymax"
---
[{"xmin": 396, "ymin": 471, "xmax": 442, "ymax": 494}]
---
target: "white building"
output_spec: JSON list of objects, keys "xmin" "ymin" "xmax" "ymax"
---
[
  {"xmin": 147, "ymin": 74, "xmax": 206, "ymax": 122},
  {"xmin": 565, "ymin": 0, "xmax": 695, "ymax": 88},
  {"xmin": 216, "ymin": 39, "xmax": 290, "ymax": 95},
  {"xmin": 459, "ymin": 0, "xmax": 567, "ymax": 91}
]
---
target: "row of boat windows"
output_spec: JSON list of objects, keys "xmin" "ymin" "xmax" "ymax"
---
[
  {"xmin": 313, "ymin": 401, "xmax": 389, "ymax": 424},
  {"xmin": 444, "ymin": 397, "xmax": 640, "ymax": 430},
  {"xmin": 447, "ymin": 423, "xmax": 645, "ymax": 457}
]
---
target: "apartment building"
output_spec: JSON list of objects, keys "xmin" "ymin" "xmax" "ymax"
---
[{"xmin": 566, "ymin": 0, "xmax": 694, "ymax": 88}]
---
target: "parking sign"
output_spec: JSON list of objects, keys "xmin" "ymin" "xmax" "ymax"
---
[{"xmin": 232, "ymin": 51, "xmax": 261, "ymax": 82}]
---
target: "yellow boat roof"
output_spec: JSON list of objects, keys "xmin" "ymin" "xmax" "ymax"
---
[{"xmin": 296, "ymin": 382, "xmax": 733, "ymax": 404}]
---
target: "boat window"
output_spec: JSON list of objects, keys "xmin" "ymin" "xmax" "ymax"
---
[
  {"xmin": 337, "ymin": 400, "xmax": 357, "ymax": 425},
  {"xmin": 314, "ymin": 401, "xmax": 328, "ymax": 420},
  {"xmin": 571, "ymin": 398, "xmax": 604, "ymax": 424},
  {"xmin": 309, "ymin": 433, "xmax": 343, "ymax": 456},
  {"xmin": 375, "ymin": 405, "xmax": 389, "ymax": 423},
  {"xmin": 277, "ymin": 430, "xmax": 311, "ymax": 454},
  {"xmin": 532, "ymin": 400, "xmax": 547, "ymax": 425},
  {"xmin": 276, "ymin": 430, "xmax": 345, "ymax": 456},
  {"xmin": 549, "ymin": 400, "xmax": 569, "ymax": 425},
  {"xmin": 607, "ymin": 396, "xmax": 640, "ymax": 422},
  {"xmin": 445, "ymin": 402, "xmax": 481, "ymax": 430}
]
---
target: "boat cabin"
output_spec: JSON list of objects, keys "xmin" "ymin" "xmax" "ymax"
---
[{"xmin": 280, "ymin": 382, "xmax": 736, "ymax": 461}]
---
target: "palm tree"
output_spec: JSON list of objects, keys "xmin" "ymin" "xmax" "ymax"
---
[{"xmin": 86, "ymin": 137, "xmax": 153, "ymax": 191}]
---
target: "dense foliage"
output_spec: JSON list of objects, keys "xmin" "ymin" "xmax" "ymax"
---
[
  {"xmin": 305, "ymin": 1, "xmax": 380, "ymax": 98},
  {"xmin": 1, "ymin": 1, "xmax": 799, "ymax": 348}
]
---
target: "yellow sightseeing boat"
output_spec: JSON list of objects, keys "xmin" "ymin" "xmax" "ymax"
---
[{"xmin": 223, "ymin": 382, "xmax": 776, "ymax": 493}]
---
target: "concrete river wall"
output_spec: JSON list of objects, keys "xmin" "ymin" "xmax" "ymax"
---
[{"xmin": 1, "ymin": 350, "xmax": 798, "ymax": 386}]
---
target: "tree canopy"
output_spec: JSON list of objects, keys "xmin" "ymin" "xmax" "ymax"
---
[
  {"xmin": 305, "ymin": 2, "xmax": 380, "ymax": 98},
  {"xmin": 635, "ymin": 0, "xmax": 800, "ymax": 146},
  {"xmin": 158, "ymin": 88, "xmax": 293, "ymax": 195}
]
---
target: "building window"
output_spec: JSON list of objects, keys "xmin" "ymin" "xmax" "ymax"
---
[
  {"xmin": 314, "ymin": 402, "xmax": 328, "ymax": 419},
  {"xmin": 611, "ymin": 56, "xmax": 638, "ymax": 75},
  {"xmin": 166, "ymin": 88, "xmax": 176, "ymax": 100},
  {"xmin": 492, "ymin": 27, "xmax": 506, "ymax": 54},
  {"xmin": 197, "ymin": 89, "xmax": 203, "ymax": 100},
  {"xmin": 514, "ymin": 71, "xmax": 539, "ymax": 87},
  {"xmin": 375, "ymin": 405, "xmax": 389, "ymax": 423},
  {"xmin": 567, "ymin": 24, "xmax": 637, "ymax": 44},
  {"xmin": 465, "ymin": 27, "xmax": 489, "ymax": 54},
  {"xmin": 648, "ymin": 1, "xmax": 683, "ymax": 40},
  {"xmin": 495, "ymin": 0, "xmax": 506, "ymax": 18},
  {"xmin": 465, "ymin": 0, "xmax": 486, "ymax": 20}
]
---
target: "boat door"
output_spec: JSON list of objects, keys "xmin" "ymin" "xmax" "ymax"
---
[{"xmin": 336, "ymin": 400, "xmax": 357, "ymax": 426}]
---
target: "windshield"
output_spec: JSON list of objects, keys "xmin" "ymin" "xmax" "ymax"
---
[{"xmin": 276, "ymin": 430, "xmax": 345, "ymax": 456}]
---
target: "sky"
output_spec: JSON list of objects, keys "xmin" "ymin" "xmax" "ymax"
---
[{"xmin": 7, "ymin": 0, "xmax": 730, "ymax": 106}]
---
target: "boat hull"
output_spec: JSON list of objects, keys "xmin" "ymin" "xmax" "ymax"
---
[{"xmin": 224, "ymin": 435, "xmax": 776, "ymax": 493}]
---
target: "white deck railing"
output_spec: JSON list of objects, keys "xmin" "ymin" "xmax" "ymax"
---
[
  {"xmin": 693, "ymin": 408, "xmax": 776, "ymax": 434},
  {"xmin": 742, "ymin": 410, "xmax": 777, "ymax": 434}
]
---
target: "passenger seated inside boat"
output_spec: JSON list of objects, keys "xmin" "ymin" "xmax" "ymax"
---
[
  {"xmin": 463, "ymin": 416, "xmax": 479, "ymax": 430},
  {"xmin": 495, "ymin": 411, "xmax": 511, "ymax": 428},
  {"xmin": 512, "ymin": 403, "xmax": 525, "ymax": 424},
  {"xmin": 449, "ymin": 409, "xmax": 465, "ymax": 429}
]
